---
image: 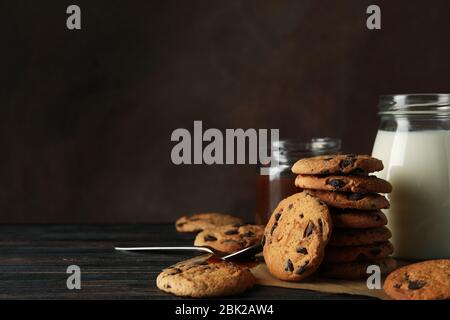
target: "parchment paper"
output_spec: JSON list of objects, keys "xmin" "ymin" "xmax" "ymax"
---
[
  {"xmin": 175, "ymin": 255, "xmax": 393, "ymax": 299},
  {"xmin": 250, "ymin": 263, "xmax": 391, "ymax": 299}
]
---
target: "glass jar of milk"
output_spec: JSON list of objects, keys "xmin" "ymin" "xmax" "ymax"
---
[{"xmin": 372, "ymin": 94, "xmax": 450, "ymax": 260}]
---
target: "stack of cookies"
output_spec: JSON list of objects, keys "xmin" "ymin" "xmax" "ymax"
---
[{"xmin": 292, "ymin": 154, "xmax": 396, "ymax": 279}]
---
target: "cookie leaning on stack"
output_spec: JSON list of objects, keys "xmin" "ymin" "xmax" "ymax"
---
[
  {"xmin": 262, "ymin": 192, "xmax": 332, "ymax": 281},
  {"xmin": 292, "ymin": 154, "xmax": 396, "ymax": 279}
]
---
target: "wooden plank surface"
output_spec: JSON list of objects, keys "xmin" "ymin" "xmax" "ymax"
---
[{"xmin": 0, "ymin": 224, "xmax": 374, "ymax": 300}]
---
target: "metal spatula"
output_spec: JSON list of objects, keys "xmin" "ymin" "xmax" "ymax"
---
[{"xmin": 114, "ymin": 243, "xmax": 262, "ymax": 262}]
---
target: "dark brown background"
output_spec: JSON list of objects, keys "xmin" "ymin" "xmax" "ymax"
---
[{"xmin": 1, "ymin": 0, "xmax": 449, "ymax": 223}]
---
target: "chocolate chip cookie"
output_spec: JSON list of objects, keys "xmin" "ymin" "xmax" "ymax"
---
[
  {"xmin": 306, "ymin": 190, "xmax": 390, "ymax": 210},
  {"xmin": 295, "ymin": 174, "xmax": 392, "ymax": 194},
  {"xmin": 175, "ymin": 213, "xmax": 244, "ymax": 233},
  {"xmin": 320, "ymin": 258, "xmax": 397, "ymax": 279},
  {"xmin": 292, "ymin": 154, "xmax": 383, "ymax": 175},
  {"xmin": 329, "ymin": 226, "xmax": 392, "ymax": 246},
  {"xmin": 194, "ymin": 224, "xmax": 264, "ymax": 253},
  {"xmin": 331, "ymin": 209, "xmax": 387, "ymax": 229},
  {"xmin": 156, "ymin": 258, "xmax": 255, "ymax": 298},
  {"xmin": 263, "ymin": 192, "xmax": 332, "ymax": 281},
  {"xmin": 324, "ymin": 242, "xmax": 394, "ymax": 263},
  {"xmin": 384, "ymin": 259, "xmax": 450, "ymax": 300}
]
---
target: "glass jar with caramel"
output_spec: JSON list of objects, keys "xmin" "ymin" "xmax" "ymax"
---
[{"xmin": 256, "ymin": 138, "xmax": 341, "ymax": 225}]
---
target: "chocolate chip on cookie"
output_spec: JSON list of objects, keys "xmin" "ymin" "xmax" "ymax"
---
[
  {"xmin": 156, "ymin": 258, "xmax": 255, "ymax": 298},
  {"xmin": 292, "ymin": 154, "xmax": 383, "ymax": 175},
  {"xmin": 305, "ymin": 190, "xmax": 390, "ymax": 210},
  {"xmin": 194, "ymin": 224, "xmax": 264, "ymax": 253},
  {"xmin": 295, "ymin": 175, "xmax": 392, "ymax": 194},
  {"xmin": 175, "ymin": 213, "xmax": 243, "ymax": 233},
  {"xmin": 384, "ymin": 259, "xmax": 450, "ymax": 300},
  {"xmin": 203, "ymin": 234, "xmax": 218, "ymax": 242},
  {"xmin": 263, "ymin": 192, "xmax": 332, "ymax": 281}
]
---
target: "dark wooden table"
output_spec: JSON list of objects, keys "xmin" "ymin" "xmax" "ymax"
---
[{"xmin": 0, "ymin": 224, "xmax": 374, "ymax": 300}]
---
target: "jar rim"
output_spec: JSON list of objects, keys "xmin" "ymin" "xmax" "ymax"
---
[
  {"xmin": 271, "ymin": 137, "xmax": 341, "ymax": 166},
  {"xmin": 272, "ymin": 137, "xmax": 341, "ymax": 152},
  {"xmin": 378, "ymin": 93, "xmax": 450, "ymax": 115}
]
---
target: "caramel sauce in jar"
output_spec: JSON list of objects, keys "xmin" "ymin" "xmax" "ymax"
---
[
  {"xmin": 256, "ymin": 172, "xmax": 299, "ymax": 225},
  {"xmin": 255, "ymin": 138, "xmax": 341, "ymax": 225}
]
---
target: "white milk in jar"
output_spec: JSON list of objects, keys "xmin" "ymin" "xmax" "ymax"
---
[{"xmin": 372, "ymin": 94, "xmax": 450, "ymax": 260}]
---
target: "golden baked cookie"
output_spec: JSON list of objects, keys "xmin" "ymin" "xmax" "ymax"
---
[
  {"xmin": 292, "ymin": 154, "xmax": 383, "ymax": 175},
  {"xmin": 263, "ymin": 192, "xmax": 332, "ymax": 281},
  {"xmin": 194, "ymin": 224, "xmax": 264, "ymax": 253},
  {"xmin": 306, "ymin": 190, "xmax": 390, "ymax": 210},
  {"xmin": 156, "ymin": 259, "xmax": 255, "ymax": 298},
  {"xmin": 329, "ymin": 226, "xmax": 392, "ymax": 246},
  {"xmin": 324, "ymin": 242, "xmax": 394, "ymax": 263},
  {"xmin": 175, "ymin": 212, "xmax": 243, "ymax": 233},
  {"xmin": 331, "ymin": 209, "xmax": 388, "ymax": 229},
  {"xmin": 384, "ymin": 259, "xmax": 450, "ymax": 300},
  {"xmin": 295, "ymin": 174, "xmax": 392, "ymax": 194},
  {"xmin": 320, "ymin": 257, "xmax": 397, "ymax": 279}
]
